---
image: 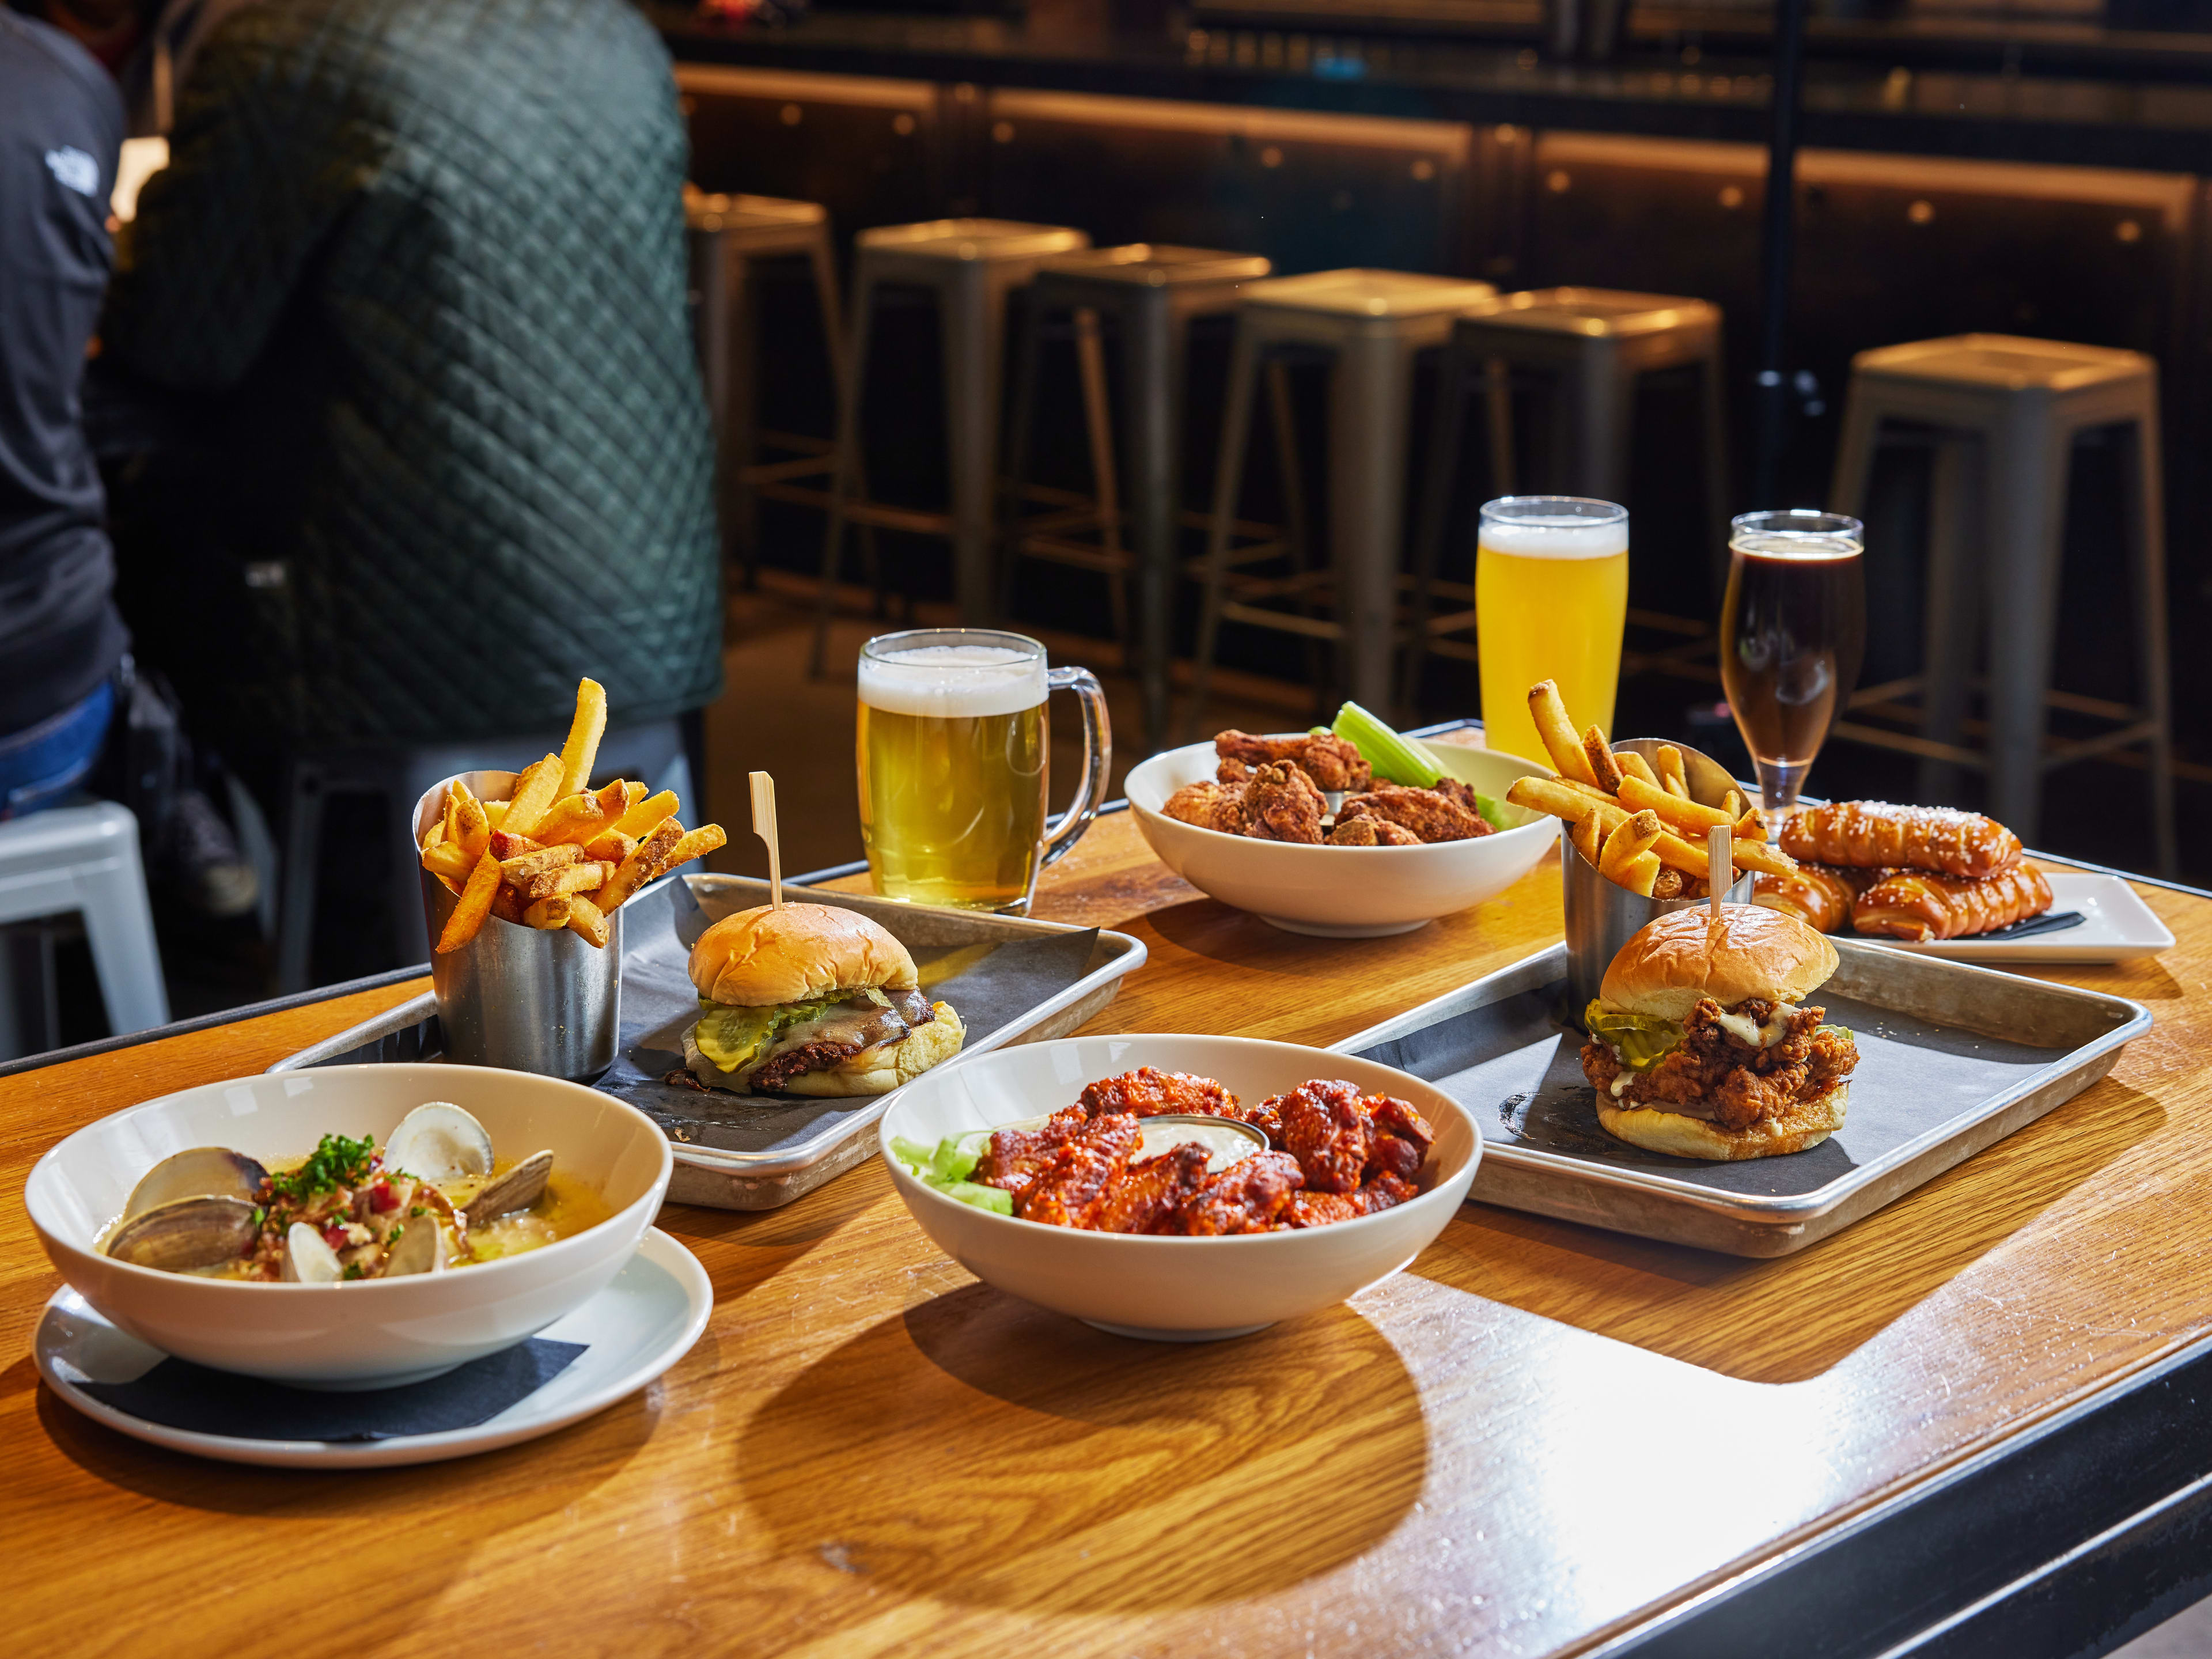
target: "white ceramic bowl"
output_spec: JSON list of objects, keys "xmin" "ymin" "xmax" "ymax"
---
[
  {"xmin": 25, "ymin": 1063, "xmax": 673, "ymax": 1389},
  {"xmin": 878, "ymin": 1033, "xmax": 1480, "ymax": 1340},
  {"xmin": 1125, "ymin": 736, "xmax": 1552, "ymax": 936}
]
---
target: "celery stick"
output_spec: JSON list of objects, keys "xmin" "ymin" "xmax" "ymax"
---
[
  {"xmin": 889, "ymin": 1137, "xmax": 938, "ymax": 1173},
  {"xmin": 930, "ymin": 1135, "xmax": 982, "ymax": 1183},
  {"xmin": 929, "ymin": 1179, "xmax": 1013, "ymax": 1215},
  {"xmin": 1332, "ymin": 701, "xmax": 1443, "ymax": 787},
  {"xmin": 1474, "ymin": 790, "xmax": 1536, "ymax": 831}
]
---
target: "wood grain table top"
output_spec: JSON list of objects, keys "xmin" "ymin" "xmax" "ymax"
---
[{"xmin": 4, "ymin": 800, "xmax": 2206, "ymax": 1658}]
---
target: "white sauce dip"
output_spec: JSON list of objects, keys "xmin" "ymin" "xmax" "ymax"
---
[{"xmin": 1712, "ymin": 1003, "xmax": 1801, "ymax": 1049}]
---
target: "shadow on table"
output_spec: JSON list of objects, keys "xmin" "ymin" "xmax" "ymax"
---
[
  {"xmin": 24, "ymin": 1350, "xmax": 663, "ymax": 1633},
  {"xmin": 664, "ymin": 1163, "xmax": 894, "ymax": 1302},
  {"xmin": 734, "ymin": 1281, "xmax": 1427, "ymax": 1616},
  {"xmin": 1410, "ymin": 1081, "xmax": 2167, "ymax": 1385}
]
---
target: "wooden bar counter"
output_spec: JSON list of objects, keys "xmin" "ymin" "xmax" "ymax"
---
[{"xmin": 4, "ymin": 794, "xmax": 2209, "ymax": 1656}]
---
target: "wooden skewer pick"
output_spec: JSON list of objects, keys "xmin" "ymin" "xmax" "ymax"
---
[
  {"xmin": 1708, "ymin": 824, "xmax": 1732, "ymax": 921},
  {"xmin": 750, "ymin": 771, "xmax": 783, "ymax": 910}
]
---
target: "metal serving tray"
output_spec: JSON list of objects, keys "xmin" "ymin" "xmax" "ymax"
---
[
  {"xmin": 1335, "ymin": 941, "xmax": 2152, "ymax": 1256},
  {"xmin": 271, "ymin": 872, "xmax": 1146, "ymax": 1211}
]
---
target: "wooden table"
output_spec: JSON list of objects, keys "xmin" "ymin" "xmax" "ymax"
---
[{"xmin": 5, "ymin": 803, "xmax": 2210, "ymax": 1657}]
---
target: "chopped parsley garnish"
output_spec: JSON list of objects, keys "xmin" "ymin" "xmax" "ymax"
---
[
  {"xmin": 387, "ymin": 1226, "xmax": 404, "ymax": 1244},
  {"xmin": 268, "ymin": 1132, "xmax": 378, "ymax": 1203},
  {"xmin": 341, "ymin": 1264, "xmax": 365, "ymax": 1281}
]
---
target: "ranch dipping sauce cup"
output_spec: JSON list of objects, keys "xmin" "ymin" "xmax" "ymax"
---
[
  {"xmin": 1560, "ymin": 737, "xmax": 1755, "ymax": 1023},
  {"xmin": 414, "ymin": 771, "xmax": 623, "ymax": 1082}
]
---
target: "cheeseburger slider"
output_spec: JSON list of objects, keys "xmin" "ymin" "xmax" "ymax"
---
[
  {"xmin": 1581, "ymin": 904, "xmax": 1858, "ymax": 1160},
  {"xmin": 686, "ymin": 904, "xmax": 964, "ymax": 1096}
]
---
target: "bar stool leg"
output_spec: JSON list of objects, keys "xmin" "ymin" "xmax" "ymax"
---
[
  {"xmin": 728, "ymin": 251, "xmax": 762, "ymax": 592},
  {"xmin": 997, "ymin": 290, "xmax": 1050, "ymax": 624},
  {"xmin": 1571, "ymin": 338, "xmax": 1630, "ymax": 504},
  {"xmin": 1981, "ymin": 407, "xmax": 2071, "ymax": 843},
  {"xmin": 1073, "ymin": 306, "xmax": 1131, "ymax": 652},
  {"xmin": 1188, "ymin": 321, "xmax": 1264, "ymax": 739},
  {"xmin": 942, "ymin": 266, "xmax": 1010, "ymax": 626},
  {"xmin": 1402, "ymin": 333, "xmax": 1476, "ymax": 718},
  {"xmin": 1827, "ymin": 388, "xmax": 1883, "ymax": 521},
  {"xmin": 812, "ymin": 267, "xmax": 878, "ymax": 677},
  {"xmin": 1918, "ymin": 433, "xmax": 1984, "ymax": 804},
  {"xmin": 1483, "ymin": 355, "xmax": 1516, "ymax": 495},
  {"xmin": 1331, "ymin": 332, "xmax": 1416, "ymax": 713},
  {"xmin": 1122, "ymin": 295, "xmax": 1180, "ymax": 754},
  {"xmin": 2118, "ymin": 410, "xmax": 2180, "ymax": 876},
  {"xmin": 1698, "ymin": 341, "xmax": 1734, "ymax": 603},
  {"xmin": 1264, "ymin": 360, "xmax": 1324, "ymax": 696}
]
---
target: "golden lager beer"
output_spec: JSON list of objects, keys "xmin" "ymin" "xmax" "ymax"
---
[
  {"xmin": 857, "ymin": 631, "xmax": 1109, "ymax": 912},
  {"xmin": 1475, "ymin": 498, "xmax": 1630, "ymax": 764}
]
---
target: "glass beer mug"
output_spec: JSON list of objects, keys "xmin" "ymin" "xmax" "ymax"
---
[{"xmin": 856, "ymin": 629, "xmax": 1111, "ymax": 914}]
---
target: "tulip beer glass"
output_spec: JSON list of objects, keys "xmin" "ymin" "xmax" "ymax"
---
[
  {"xmin": 1476, "ymin": 497, "xmax": 1630, "ymax": 764},
  {"xmin": 857, "ymin": 629, "xmax": 1110, "ymax": 913},
  {"xmin": 1719, "ymin": 510, "xmax": 1866, "ymax": 815}
]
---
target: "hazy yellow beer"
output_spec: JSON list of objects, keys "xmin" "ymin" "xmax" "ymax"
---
[
  {"xmin": 857, "ymin": 630, "xmax": 1109, "ymax": 912},
  {"xmin": 1475, "ymin": 497, "xmax": 1630, "ymax": 764}
]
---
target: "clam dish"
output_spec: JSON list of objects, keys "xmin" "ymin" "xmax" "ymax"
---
[{"xmin": 99, "ymin": 1102, "xmax": 608, "ymax": 1282}]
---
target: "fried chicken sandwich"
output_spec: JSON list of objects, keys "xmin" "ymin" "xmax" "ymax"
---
[
  {"xmin": 1580, "ymin": 904, "xmax": 1858, "ymax": 1160},
  {"xmin": 685, "ymin": 903, "xmax": 964, "ymax": 1095}
]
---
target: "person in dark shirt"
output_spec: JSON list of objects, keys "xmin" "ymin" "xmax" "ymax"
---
[{"xmin": 0, "ymin": 10, "xmax": 130, "ymax": 820}]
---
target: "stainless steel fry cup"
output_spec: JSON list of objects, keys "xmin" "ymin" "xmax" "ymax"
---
[
  {"xmin": 413, "ymin": 771, "xmax": 623, "ymax": 1082},
  {"xmin": 1560, "ymin": 737, "xmax": 1756, "ymax": 1023}
]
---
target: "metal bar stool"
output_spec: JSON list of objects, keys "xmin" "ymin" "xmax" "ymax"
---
[
  {"xmin": 1828, "ymin": 332, "xmax": 2176, "ymax": 872},
  {"xmin": 685, "ymin": 188, "xmax": 847, "ymax": 590},
  {"xmin": 1402, "ymin": 288, "xmax": 1731, "ymax": 712},
  {"xmin": 811, "ymin": 218, "xmax": 1089, "ymax": 676},
  {"xmin": 1188, "ymin": 269, "xmax": 1496, "ymax": 733},
  {"xmin": 999, "ymin": 244, "xmax": 1271, "ymax": 752}
]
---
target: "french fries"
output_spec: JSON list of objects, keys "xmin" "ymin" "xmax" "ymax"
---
[
  {"xmin": 1528, "ymin": 681, "xmax": 1599, "ymax": 787},
  {"xmin": 418, "ymin": 680, "xmax": 725, "ymax": 951},
  {"xmin": 1511, "ymin": 677, "xmax": 1797, "ymax": 900}
]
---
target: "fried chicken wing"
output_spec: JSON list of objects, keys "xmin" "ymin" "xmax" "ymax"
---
[
  {"xmin": 1013, "ymin": 1114, "xmax": 1143, "ymax": 1227},
  {"xmin": 1241, "ymin": 761, "xmax": 1326, "ymax": 844},
  {"xmin": 1285, "ymin": 1170, "xmax": 1416, "ymax": 1228},
  {"xmin": 1365, "ymin": 1094, "xmax": 1434, "ymax": 1185},
  {"xmin": 1078, "ymin": 1066, "xmax": 1241, "ymax": 1120},
  {"xmin": 1162, "ymin": 779, "xmax": 1247, "ymax": 835},
  {"xmin": 1086, "ymin": 1143, "xmax": 1212, "ymax": 1234},
  {"xmin": 1214, "ymin": 730, "xmax": 1372, "ymax": 792},
  {"xmin": 1217, "ymin": 757, "xmax": 1253, "ymax": 786},
  {"xmin": 1168, "ymin": 1150, "xmax": 1304, "ymax": 1234},
  {"xmin": 1328, "ymin": 814, "xmax": 1421, "ymax": 846},
  {"xmin": 1272, "ymin": 1079, "xmax": 1374, "ymax": 1194},
  {"xmin": 1338, "ymin": 783, "xmax": 1489, "ymax": 844},
  {"xmin": 971, "ymin": 1104, "xmax": 1094, "ymax": 1193}
]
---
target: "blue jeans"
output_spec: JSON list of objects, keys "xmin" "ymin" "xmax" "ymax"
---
[{"xmin": 0, "ymin": 680, "xmax": 115, "ymax": 820}]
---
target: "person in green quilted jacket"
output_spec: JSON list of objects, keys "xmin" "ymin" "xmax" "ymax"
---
[{"xmin": 97, "ymin": 0, "xmax": 724, "ymax": 752}]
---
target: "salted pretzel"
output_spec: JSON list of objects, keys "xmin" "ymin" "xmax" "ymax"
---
[
  {"xmin": 1780, "ymin": 801, "xmax": 2022, "ymax": 881},
  {"xmin": 1850, "ymin": 864, "xmax": 2054, "ymax": 941},
  {"xmin": 1751, "ymin": 863, "xmax": 1881, "ymax": 933}
]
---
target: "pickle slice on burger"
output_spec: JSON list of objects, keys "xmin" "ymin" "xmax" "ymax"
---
[
  {"xmin": 685, "ymin": 903, "xmax": 965, "ymax": 1096},
  {"xmin": 1579, "ymin": 904, "xmax": 1858, "ymax": 1160}
]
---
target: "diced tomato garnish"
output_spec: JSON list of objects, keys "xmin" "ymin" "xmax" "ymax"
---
[
  {"xmin": 369, "ymin": 1181, "xmax": 400, "ymax": 1212},
  {"xmin": 323, "ymin": 1224, "xmax": 350, "ymax": 1249}
]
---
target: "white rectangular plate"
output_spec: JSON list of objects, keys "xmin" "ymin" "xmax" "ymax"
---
[{"xmin": 1859, "ymin": 871, "xmax": 2175, "ymax": 963}]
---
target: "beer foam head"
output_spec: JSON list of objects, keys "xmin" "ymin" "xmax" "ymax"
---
[
  {"xmin": 1478, "ymin": 513, "xmax": 1628, "ymax": 559},
  {"xmin": 858, "ymin": 644, "xmax": 1047, "ymax": 717}
]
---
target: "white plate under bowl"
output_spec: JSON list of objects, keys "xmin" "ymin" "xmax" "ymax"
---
[
  {"xmin": 24, "ymin": 1063, "xmax": 673, "ymax": 1388},
  {"xmin": 1854, "ymin": 872, "xmax": 2175, "ymax": 963},
  {"xmin": 1124, "ymin": 737, "xmax": 1551, "ymax": 936},
  {"xmin": 879, "ymin": 1033, "xmax": 1480, "ymax": 1340},
  {"xmin": 35, "ymin": 1228, "xmax": 710, "ymax": 1468}
]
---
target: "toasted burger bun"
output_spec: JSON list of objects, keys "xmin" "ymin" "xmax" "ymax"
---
[
  {"xmin": 690, "ymin": 903, "xmax": 918, "ymax": 1006},
  {"xmin": 1600, "ymin": 903, "xmax": 1839, "ymax": 1023},
  {"xmin": 682, "ymin": 1001, "xmax": 965, "ymax": 1097},
  {"xmin": 1598, "ymin": 1080, "xmax": 1849, "ymax": 1160}
]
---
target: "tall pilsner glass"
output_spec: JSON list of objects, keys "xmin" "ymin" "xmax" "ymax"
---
[
  {"xmin": 1719, "ymin": 510, "xmax": 1866, "ymax": 815},
  {"xmin": 857, "ymin": 628, "xmax": 1110, "ymax": 914},
  {"xmin": 1476, "ymin": 497, "xmax": 1630, "ymax": 764}
]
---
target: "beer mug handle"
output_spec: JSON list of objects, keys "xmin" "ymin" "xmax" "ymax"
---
[{"xmin": 1040, "ymin": 666, "xmax": 1111, "ymax": 870}]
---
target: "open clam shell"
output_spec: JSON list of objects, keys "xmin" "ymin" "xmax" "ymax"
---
[
  {"xmin": 122, "ymin": 1147, "xmax": 267, "ymax": 1222},
  {"xmin": 464, "ymin": 1149, "xmax": 553, "ymax": 1226},
  {"xmin": 384, "ymin": 1102, "xmax": 494, "ymax": 1184},
  {"xmin": 381, "ymin": 1217, "xmax": 446, "ymax": 1277},
  {"xmin": 106, "ymin": 1195, "xmax": 260, "ymax": 1272},
  {"xmin": 282, "ymin": 1221, "xmax": 345, "ymax": 1283}
]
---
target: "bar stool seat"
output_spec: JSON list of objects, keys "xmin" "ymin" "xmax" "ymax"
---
[
  {"xmin": 1828, "ymin": 332, "xmax": 2176, "ymax": 872},
  {"xmin": 1404, "ymin": 287, "xmax": 1732, "ymax": 711},
  {"xmin": 1190, "ymin": 269, "xmax": 1497, "ymax": 733},
  {"xmin": 0, "ymin": 802, "xmax": 168, "ymax": 1058},
  {"xmin": 684, "ymin": 188, "xmax": 846, "ymax": 590},
  {"xmin": 1001, "ymin": 244, "xmax": 1271, "ymax": 750},
  {"xmin": 812, "ymin": 219, "xmax": 1090, "ymax": 675}
]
